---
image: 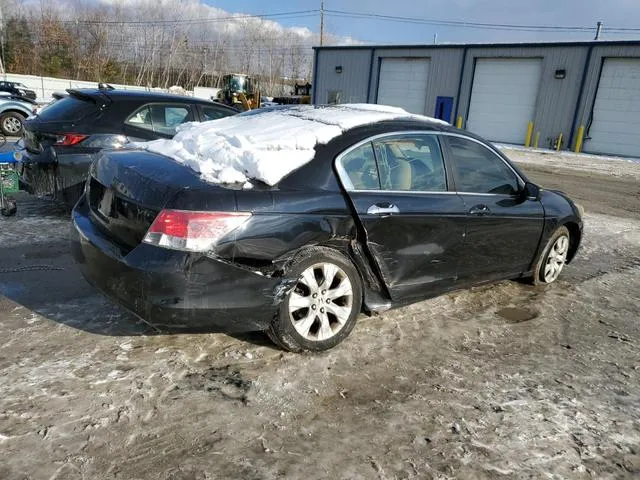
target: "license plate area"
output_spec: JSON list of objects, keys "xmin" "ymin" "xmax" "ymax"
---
[
  {"xmin": 89, "ymin": 177, "xmax": 109, "ymax": 221},
  {"xmin": 97, "ymin": 189, "xmax": 114, "ymax": 218},
  {"xmin": 87, "ymin": 176, "xmax": 158, "ymax": 250}
]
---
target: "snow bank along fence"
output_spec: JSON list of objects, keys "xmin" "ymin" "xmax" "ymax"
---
[{"xmin": 2, "ymin": 73, "xmax": 181, "ymax": 102}]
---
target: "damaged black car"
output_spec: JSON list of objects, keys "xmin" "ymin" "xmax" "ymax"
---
[
  {"xmin": 71, "ymin": 105, "xmax": 583, "ymax": 352},
  {"xmin": 19, "ymin": 87, "xmax": 238, "ymax": 206}
]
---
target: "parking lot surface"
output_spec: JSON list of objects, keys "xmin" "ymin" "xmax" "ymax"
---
[{"xmin": 1, "ymin": 150, "xmax": 639, "ymax": 479}]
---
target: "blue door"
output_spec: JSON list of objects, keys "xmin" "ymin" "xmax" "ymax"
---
[{"xmin": 434, "ymin": 96, "xmax": 454, "ymax": 123}]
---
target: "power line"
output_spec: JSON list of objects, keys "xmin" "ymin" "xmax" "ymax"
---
[
  {"xmin": 28, "ymin": 6, "xmax": 640, "ymax": 35},
  {"xmin": 324, "ymin": 9, "xmax": 640, "ymax": 34},
  {"xmin": 26, "ymin": 30, "xmax": 315, "ymax": 50},
  {"xmin": 22, "ymin": 6, "xmax": 640, "ymax": 39},
  {"xmin": 27, "ymin": 35, "xmax": 315, "ymax": 54},
  {"xmin": 56, "ymin": 10, "xmax": 319, "ymax": 26}
]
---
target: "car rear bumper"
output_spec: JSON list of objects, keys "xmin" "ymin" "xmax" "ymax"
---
[
  {"xmin": 20, "ymin": 148, "xmax": 93, "ymax": 206},
  {"xmin": 71, "ymin": 198, "xmax": 281, "ymax": 333}
]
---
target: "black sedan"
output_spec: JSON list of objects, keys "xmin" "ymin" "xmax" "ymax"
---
[
  {"xmin": 19, "ymin": 87, "xmax": 238, "ymax": 206},
  {"xmin": 0, "ymin": 81, "xmax": 37, "ymax": 100},
  {"xmin": 71, "ymin": 105, "xmax": 583, "ymax": 352}
]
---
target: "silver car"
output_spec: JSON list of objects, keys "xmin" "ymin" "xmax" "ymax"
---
[{"xmin": 0, "ymin": 94, "xmax": 36, "ymax": 136}]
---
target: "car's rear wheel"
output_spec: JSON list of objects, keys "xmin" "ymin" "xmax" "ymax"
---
[
  {"xmin": 529, "ymin": 226, "xmax": 570, "ymax": 285},
  {"xmin": 0, "ymin": 112, "xmax": 26, "ymax": 136},
  {"xmin": 268, "ymin": 248, "xmax": 362, "ymax": 352}
]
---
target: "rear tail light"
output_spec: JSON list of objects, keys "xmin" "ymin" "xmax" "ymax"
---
[
  {"xmin": 143, "ymin": 210, "xmax": 251, "ymax": 252},
  {"xmin": 55, "ymin": 133, "xmax": 88, "ymax": 146}
]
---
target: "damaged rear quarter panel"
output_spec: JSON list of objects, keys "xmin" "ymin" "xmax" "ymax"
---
[
  {"xmin": 213, "ymin": 189, "xmax": 391, "ymax": 311},
  {"xmin": 216, "ymin": 190, "xmax": 357, "ymax": 266}
]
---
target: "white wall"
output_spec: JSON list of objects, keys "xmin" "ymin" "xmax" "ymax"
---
[
  {"xmin": 193, "ymin": 86, "xmax": 220, "ymax": 101},
  {"xmin": 2, "ymin": 73, "xmax": 188, "ymax": 102}
]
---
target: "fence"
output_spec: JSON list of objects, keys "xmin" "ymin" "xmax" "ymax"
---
[{"xmin": 1, "ymin": 73, "xmax": 179, "ymax": 101}]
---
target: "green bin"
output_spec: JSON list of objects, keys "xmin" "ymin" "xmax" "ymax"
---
[{"xmin": 1, "ymin": 166, "xmax": 19, "ymax": 194}]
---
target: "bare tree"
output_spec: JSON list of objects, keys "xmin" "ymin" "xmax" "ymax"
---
[{"xmin": 2, "ymin": 0, "xmax": 318, "ymax": 91}]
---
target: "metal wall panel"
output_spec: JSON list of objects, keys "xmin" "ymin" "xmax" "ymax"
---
[
  {"xmin": 313, "ymin": 42, "xmax": 640, "ymax": 154},
  {"xmin": 368, "ymin": 48, "xmax": 465, "ymax": 117},
  {"xmin": 573, "ymin": 44, "xmax": 640, "ymax": 154},
  {"xmin": 466, "ymin": 58, "xmax": 543, "ymax": 144},
  {"xmin": 457, "ymin": 46, "xmax": 588, "ymax": 149},
  {"xmin": 583, "ymin": 58, "xmax": 640, "ymax": 156},
  {"xmin": 313, "ymin": 49, "xmax": 373, "ymax": 104},
  {"xmin": 377, "ymin": 58, "xmax": 430, "ymax": 114}
]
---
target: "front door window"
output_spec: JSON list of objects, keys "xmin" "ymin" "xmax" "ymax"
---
[{"xmin": 446, "ymin": 136, "xmax": 519, "ymax": 195}]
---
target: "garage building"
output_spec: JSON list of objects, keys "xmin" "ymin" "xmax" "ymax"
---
[{"xmin": 312, "ymin": 40, "xmax": 640, "ymax": 157}]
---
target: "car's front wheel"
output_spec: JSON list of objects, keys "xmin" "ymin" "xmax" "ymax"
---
[
  {"xmin": 0, "ymin": 112, "xmax": 26, "ymax": 136},
  {"xmin": 268, "ymin": 248, "xmax": 362, "ymax": 352},
  {"xmin": 530, "ymin": 226, "xmax": 570, "ymax": 285}
]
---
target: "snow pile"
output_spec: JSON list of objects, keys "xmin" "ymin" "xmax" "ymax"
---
[{"xmin": 130, "ymin": 104, "xmax": 442, "ymax": 186}]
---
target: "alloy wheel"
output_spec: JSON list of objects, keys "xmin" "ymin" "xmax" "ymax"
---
[
  {"xmin": 3, "ymin": 116, "xmax": 22, "ymax": 134},
  {"xmin": 288, "ymin": 262, "xmax": 354, "ymax": 342},
  {"xmin": 544, "ymin": 234, "xmax": 569, "ymax": 283}
]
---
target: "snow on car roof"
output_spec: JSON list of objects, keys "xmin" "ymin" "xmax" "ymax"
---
[{"xmin": 130, "ymin": 104, "xmax": 447, "ymax": 186}]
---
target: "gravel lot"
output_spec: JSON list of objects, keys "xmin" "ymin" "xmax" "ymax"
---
[{"xmin": 1, "ymin": 149, "xmax": 639, "ymax": 479}]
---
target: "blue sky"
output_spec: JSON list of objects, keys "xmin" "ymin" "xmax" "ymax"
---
[{"xmin": 205, "ymin": 0, "xmax": 640, "ymax": 44}]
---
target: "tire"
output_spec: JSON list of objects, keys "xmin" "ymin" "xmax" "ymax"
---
[
  {"xmin": 0, "ymin": 112, "xmax": 26, "ymax": 136},
  {"xmin": 267, "ymin": 247, "xmax": 363, "ymax": 352},
  {"xmin": 1, "ymin": 200, "xmax": 17, "ymax": 217},
  {"xmin": 529, "ymin": 226, "xmax": 570, "ymax": 285}
]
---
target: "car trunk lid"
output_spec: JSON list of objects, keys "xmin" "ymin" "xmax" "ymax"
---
[
  {"xmin": 87, "ymin": 149, "xmax": 238, "ymax": 251},
  {"xmin": 24, "ymin": 90, "xmax": 109, "ymax": 154}
]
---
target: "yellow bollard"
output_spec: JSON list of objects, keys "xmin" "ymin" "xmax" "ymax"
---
[
  {"xmin": 456, "ymin": 116, "xmax": 463, "ymax": 129},
  {"xmin": 525, "ymin": 121, "xmax": 534, "ymax": 147},
  {"xmin": 534, "ymin": 132, "xmax": 540, "ymax": 148},
  {"xmin": 574, "ymin": 125, "xmax": 585, "ymax": 153},
  {"xmin": 556, "ymin": 133, "xmax": 563, "ymax": 151}
]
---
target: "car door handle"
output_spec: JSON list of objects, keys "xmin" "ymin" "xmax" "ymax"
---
[
  {"xmin": 469, "ymin": 204, "xmax": 491, "ymax": 216},
  {"xmin": 367, "ymin": 203, "xmax": 400, "ymax": 215}
]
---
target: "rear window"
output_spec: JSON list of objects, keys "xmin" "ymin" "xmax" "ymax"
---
[
  {"xmin": 201, "ymin": 105, "xmax": 235, "ymax": 121},
  {"xmin": 36, "ymin": 95, "xmax": 98, "ymax": 121}
]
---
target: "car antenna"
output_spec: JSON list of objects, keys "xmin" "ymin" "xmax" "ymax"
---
[{"xmin": 98, "ymin": 83, "xmax": 115, "ymax": 91}]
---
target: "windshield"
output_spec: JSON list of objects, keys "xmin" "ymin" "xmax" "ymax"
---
[{"xmin": 229, "ymin": 76, "xmax": 247, "ymax": 93}]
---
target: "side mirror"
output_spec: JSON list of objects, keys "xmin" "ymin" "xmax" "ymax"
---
[{"xmin": 522, "ymin": 182, "xmax": 541, "ymax": 201}]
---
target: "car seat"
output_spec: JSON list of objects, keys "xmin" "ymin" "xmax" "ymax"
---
[{"xmin": 385, "ymin": 144, "xmax": 412, "ymax": 190}]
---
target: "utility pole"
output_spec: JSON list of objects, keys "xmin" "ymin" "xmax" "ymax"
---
[
  {"xmin": 0, "ymin": 5, "xmax": 5, "ymax": 78},
  {"xmin": 594, "ymin": 21, "xmax": 603, "ymax": 40},
  {"xmin": 320, "ymin": 1, "xmax": 324, "ymax": 46}
]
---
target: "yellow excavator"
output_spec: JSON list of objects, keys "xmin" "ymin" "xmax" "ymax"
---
[{"xmin": 216, "ymin": 74, "xmax": 261, "ymax": 111}]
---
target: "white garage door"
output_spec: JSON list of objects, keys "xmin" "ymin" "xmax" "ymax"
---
[
  {"xmin": 466, "ymin": 58, "xmax": 542, "ymax": 144},
  {"xmin": 377, "ymin": 58, "xmax": 429, "ymax": 115},
  {"xmin": 585, "ymin": 58, "xmax": 640, "ymax": 157}
]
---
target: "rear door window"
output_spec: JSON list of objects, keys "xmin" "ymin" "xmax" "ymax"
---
[
  {"xmin": 372, "ymin": 134, "xmax": 447, "ymax": 192},
  {"xmin": 125, "ymin": 104, "xmax": 195, "ymax": 135},
  {"xmin": 339, "ymin": 142, "xmax": 380, "ymax": 190},
  {"xmin": 36, "ymin": 95, "xmax": 98, "ymax": 121}
]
